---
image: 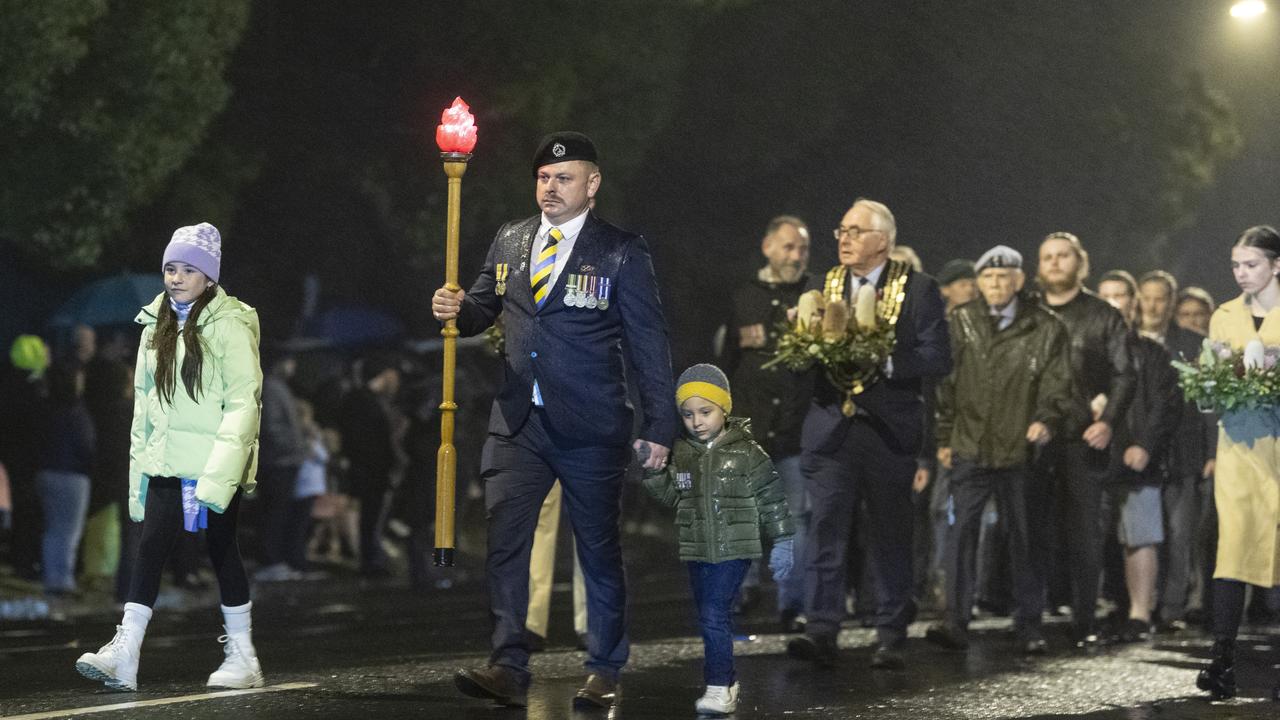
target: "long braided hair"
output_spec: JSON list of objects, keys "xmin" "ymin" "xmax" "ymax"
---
[{"xmin": 151, "ymin": 284, "xmax": 218, "ymax": 405}]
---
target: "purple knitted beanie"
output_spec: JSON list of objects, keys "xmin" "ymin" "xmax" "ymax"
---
[{"xmin": 162, "ymin": 222, "xmax": 222, "ymax": 283}]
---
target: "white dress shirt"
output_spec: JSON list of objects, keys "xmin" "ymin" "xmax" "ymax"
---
[{"xmin": 530, "ymin": 208, "xmax": 590, "ymax": 406}]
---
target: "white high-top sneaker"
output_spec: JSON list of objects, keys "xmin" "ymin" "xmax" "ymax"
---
[
  {"xmin": 75, "ymin": 625, "xmax": 142, "ymax": 692},
  {"xmin": 207, "ymin": 629, "xmax": 264, "ymax": 689},
  {"xmin": 695, "ymin": 682, "xmax": 740, "ymax": 716}
]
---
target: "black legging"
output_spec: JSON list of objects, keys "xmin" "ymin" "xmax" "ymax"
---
[
  {"xmin": 1212, "ymin": 578, "xmax": 1247, "ymax": 641},
  {"xmin": 126, "ymin": 477, "xmax": 250, "ymax": 608}
]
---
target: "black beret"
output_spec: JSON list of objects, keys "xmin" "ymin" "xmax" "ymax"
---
[{"xmin": 532, "ymin": 131, "xmax": 598, "ymax": 175}]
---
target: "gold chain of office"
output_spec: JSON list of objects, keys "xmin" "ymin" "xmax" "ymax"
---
[{"xmin": 822, "ymin": 259, "xmax": 910, "ymax": 416}]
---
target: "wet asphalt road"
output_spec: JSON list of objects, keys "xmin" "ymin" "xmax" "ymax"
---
[{"xmin": 2, "ymin": 538, "xmax": 1278, "ymax": 719}]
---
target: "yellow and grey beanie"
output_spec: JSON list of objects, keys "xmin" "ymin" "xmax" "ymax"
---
[{"xmin": 675, "ymin": 363, "xmax": 732, "ymax": 413}]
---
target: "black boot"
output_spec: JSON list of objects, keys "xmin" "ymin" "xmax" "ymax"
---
[{"xmin": 1196, "ymin": 638, "xmax": 1237, "ymax": 700}]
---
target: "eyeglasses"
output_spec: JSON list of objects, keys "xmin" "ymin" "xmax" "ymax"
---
[{"xmin": 832, "ymin": 226, "xmax": 885, "ymax": 240}]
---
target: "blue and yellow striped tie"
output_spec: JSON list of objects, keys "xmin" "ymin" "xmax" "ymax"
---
[{"xmin": 531, "ymin": 227, "xmax": 562, "ymax": 308}]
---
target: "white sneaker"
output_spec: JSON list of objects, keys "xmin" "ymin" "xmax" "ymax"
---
[
  {"xmin": 207, "ymin": 632, "xmax": 264, "ymax": 689},
  {"xmin": 695, "ymin": 682, "xmax": 740, "ymax": 715},
  {"xmin": 75, "ymin": 625, "xmax": 140, "ymax": 691}
]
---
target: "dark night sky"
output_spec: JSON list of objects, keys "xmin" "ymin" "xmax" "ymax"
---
[{"xmin": 6, "ymin": 1, "xmax": 1279, "ymax": 364}]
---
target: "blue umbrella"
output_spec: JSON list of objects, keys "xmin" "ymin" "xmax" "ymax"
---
[
  {"xmin": 298, "ymin": 305, "xmax": 405, "ymax": 348},
  {"xmin": 47, "ymin": 273, "xmax": 164, "ymax": 328}
]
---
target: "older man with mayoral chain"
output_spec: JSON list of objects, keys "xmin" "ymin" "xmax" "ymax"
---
[{"xmin": 785, "ymin": 198, "xmax": 951, "ymax": 670}]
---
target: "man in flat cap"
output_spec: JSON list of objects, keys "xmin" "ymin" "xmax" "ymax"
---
[
  {"xmin": 432, "ymin": 132, "xmax": 677, "ymax": 709},
  {"xmin": 937, "ymin": 259, "xmax": 979, "ymax": 312},
  {"xmin": 929, "ymin": 245, "xmax": 1073, "ymax": 654}
]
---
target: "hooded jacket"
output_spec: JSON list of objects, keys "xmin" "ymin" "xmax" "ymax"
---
[
  {"xmin": 643, "ymin": 417, "xmax": 793, "ymax": 563},
  {"xmin": 128, "ymin": 288, "xmax": 262, "ymax": 521}
]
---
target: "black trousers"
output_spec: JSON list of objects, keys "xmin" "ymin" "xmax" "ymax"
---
[
  {"xmin": 481, "ymin": 409, "xmax": 631, "ymax": 683},
  {"xmin": 126, "ymin": 477, "xmax": 249, "ymax": 608},
  {"xmin": 258, "ymin": 464, "xmax": 300, "ymax": 567},
  {"xmin": 350, "ymin": 469, "xmax": 391, "ymax": 573},
  {"xmin": 1028, "ymin": 439, "xmax": 1109, "ymax": 634},
  {"xmin": 802, "ymin": 417, "xmax": 917, "ymax": 647},
  {"xmin": 944, "ymin": 460, "xmax": 1040, "ymax": 630}
]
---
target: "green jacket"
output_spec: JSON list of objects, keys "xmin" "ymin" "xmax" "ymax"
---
[
  {"xmin": 128, "ymin": 288, "xmax": 263, "ymax": 521},
  {"xmin": 936, "ymin": 294, "xmax": 1074, "ymax": 469},
  {"xmin": 643, "ymin": 417, "xmax": 794, "ymax": 563}
]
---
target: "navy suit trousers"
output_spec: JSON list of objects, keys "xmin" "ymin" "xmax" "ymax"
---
[
  {"xmin": 801, "ymin": 416, "xmax": 917, "ymax": 647},
  {"xmin": 943, "ymin": 460, "xmax": 1041, "ymax": 630},
  {"xmin": 481, "ymin": 408, "xmax": 631, "ymax": 681}
]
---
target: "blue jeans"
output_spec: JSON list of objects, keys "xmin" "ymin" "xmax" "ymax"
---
[
  {"xmin": 37, "ymin": 470, "xmax": 91, "ymax": 593},
  {"xmin": 688, "ymin": 559, "xmax": 751, "ymax": 686},
  {"xmin": 774, "ymin": 455, "xmax": 808, "ymax": 613}
]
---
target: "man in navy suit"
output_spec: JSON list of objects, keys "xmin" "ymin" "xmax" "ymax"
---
[
  {"xmin": 431, "ymin": 132, "xmax": 678, "ymax": 709},
  {"xmin": 786, "ymin": 198, "xmax": 952, "ymax": 670}
]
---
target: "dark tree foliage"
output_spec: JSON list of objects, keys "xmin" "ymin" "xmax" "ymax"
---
[{"xmin": 0, "ymin": 1, "xmax": 251, "ymax": 270}]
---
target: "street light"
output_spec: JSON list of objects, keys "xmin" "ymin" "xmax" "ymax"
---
[
  {"xmin": 433, "ymin": 96, "xmax": 477, "ymax": 568},
  {"xmin": 1231, "ymin": 0, "xmax": 1267, "ymax": 20}
]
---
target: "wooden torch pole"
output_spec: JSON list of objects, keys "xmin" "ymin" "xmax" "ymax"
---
[{"xmin": 434, "ymin": 153, "xmax": 470, "ymax": 567}]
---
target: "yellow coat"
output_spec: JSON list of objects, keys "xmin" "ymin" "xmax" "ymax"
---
[{"xmin": 1208, "ymin": 295, "xmax": 1280, "ymax": 587}]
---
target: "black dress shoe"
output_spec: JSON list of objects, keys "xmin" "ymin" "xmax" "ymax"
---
[
  {"xmin": 925, "ymin": 623, "xmax": 969, "ymax": 651},
  {"xmin": 786, "ymin": 634, "xmax": 837, "ymax": 667},
  {"xmin": 1119, "ymin": 619, "xmax": 1152, "ymax": 643},
  {"xmin": 1071, "ymin": 625, "xmax": 1101, "ymax": 651},
  {"xmin": 573, "ymin": 673, "xmax": 620, "ymax": 709},
  {"xmin": 1019, "ymin": 627, "xmax": 1048, "ymax": 655},
  {"xmin": 1196, "ymin": 638, "xmax": 1237, "ymax": 700},
  {"xmin": 870, "ymin": 644, "xmax": 906, "ymax": 670},
  {"xmin": 454, "ymin": 665, "xmax": 528, "ymax": 707}
]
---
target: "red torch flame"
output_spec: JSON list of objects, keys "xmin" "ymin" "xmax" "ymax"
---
[{"xmin": 435, "ymin": 96, "xmax": 477, "ymax": 154}]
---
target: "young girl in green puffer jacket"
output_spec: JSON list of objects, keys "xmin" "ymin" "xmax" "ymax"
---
[
  {"xmin": 644, "ymin": 363, "xmax": 794, "ymax": 717},
  {"xmin": 76, "ymin": 223, "xmax": 265, "ymax": 693}
]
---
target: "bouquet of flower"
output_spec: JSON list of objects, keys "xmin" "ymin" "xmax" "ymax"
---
[
  {"xmin": 1172, "ymin": 337, "xmax": 1280, "ymax": 447},
  {"xmin": 484, "ymin": 315, "xmax": 505, "ymax": 357},
  {"xmin": 1171, "ymin": 338, "xmax": 1280, "ymax": 413},
  {"xmin": 762, "ymin": 283, "xmax": 898, "ymax": 418}
]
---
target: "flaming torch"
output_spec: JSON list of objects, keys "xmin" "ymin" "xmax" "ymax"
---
[{"xmin": 433, "ymin": 97, "xmax": 477, "ymax": 567}]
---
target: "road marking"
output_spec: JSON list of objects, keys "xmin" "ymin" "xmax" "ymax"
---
[
  {"xmin": 0, "ymin": 682, "xmax": 318, "ymax": 719},
  {"xmin": 0, "ymin": 640, "xmax": 78, "ymax": 654}
]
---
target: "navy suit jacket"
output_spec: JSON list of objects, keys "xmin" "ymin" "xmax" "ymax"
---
[
  {"xmin": 801, "ymin": 265, "xmax": 952, "ymax": 456},
  {"xmin": 455, "ymin": 213, "xmax": 680, "ymax": 448}
]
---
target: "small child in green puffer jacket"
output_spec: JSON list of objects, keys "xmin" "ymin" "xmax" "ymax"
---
[{"xmin": 643, "ymin": 363, "xmax": 794, "ymax": 716}]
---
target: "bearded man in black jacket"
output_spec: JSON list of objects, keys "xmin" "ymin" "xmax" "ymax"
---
[
  {"xmin": 1029, "ymin": 232, "xmax": 1136, "ymax": 647},
  {"xmin": 718, "ymin": 215, "xmax": 814, "ymax": 630}
]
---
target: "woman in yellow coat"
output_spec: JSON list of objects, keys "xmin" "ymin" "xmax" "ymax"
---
[{"xmin": 1197, "ymin": 225, "xmax": 1280, "ymax": 702}]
